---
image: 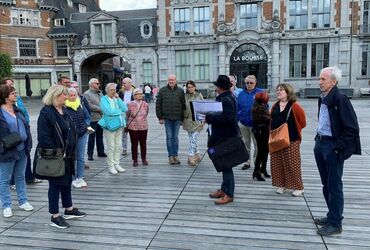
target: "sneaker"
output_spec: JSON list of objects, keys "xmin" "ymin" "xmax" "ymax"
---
[
  {"xmin": 241, "ymin": 164, "xmax": 250, "ymax": 170},
  {"xmin": 115, "ymin": 165, "xmax": 126, "ymax": 172},
  {"xmin": 87, "ymin": 155, "xmax": 94, "ymax": 161},
  {"xmin": 276, "ymin": 187, "xmax": 286, "ymax": 194},
  {"xmin": 173, "ymin": 156, "xmax": 181, "ymax": 164},
  {"xmin": 108, "ymin": 166, "xmax": 118, "ymax": 175},
  {"xmin": 168, "ymin": 156, "xmax": 175, "ymax": 165},
  {"xmin": 121, "ymin": 150, "xmax": 128, "ymax": 156},
  {"xmin": 78, "ymin": 178, "xmax": 88, "ymax": 187},
  {"xmin": 72, "ymin": 179, "xmax": 82, "ymax": 188},
  {"xmin": 292, "ymin": 189, "xmax": 304, "ymax": 197},
  {"xmin": 50, "ymin": 216, "xmax": 70, "ymax": 229},
  {"xmin": 19, "ymin": 202, "xmax": 34, "ymax": 211},
  {"xmin": 3, "ymin": 208, "xmax": 13, "ymax": 218},
  {"xmin": 63, "ymin": 207, "xmax": 86, "ymax": 220}
]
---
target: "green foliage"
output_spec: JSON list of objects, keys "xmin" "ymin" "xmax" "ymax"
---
[{"xmin": 0, "ymin": 53, "xmax": 12, "ymax": 79}]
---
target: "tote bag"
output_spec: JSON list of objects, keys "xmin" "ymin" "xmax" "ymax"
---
[{"xmin": 268, "ymin": 106, "xmax": 292, "ymax": 153}]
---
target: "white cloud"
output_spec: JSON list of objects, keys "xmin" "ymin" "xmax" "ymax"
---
[{"xmin": 100, "ymin": 0, "xmax": 156, "ymax": 11}]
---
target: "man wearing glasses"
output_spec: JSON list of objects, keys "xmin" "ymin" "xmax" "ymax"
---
[
  {"xmin": 237, "ymin": 75, "xmax": 263, "ymax": 170},
  {"xmin": 83, "ymin": 78, "xmax": 106, "ymax": 161}
]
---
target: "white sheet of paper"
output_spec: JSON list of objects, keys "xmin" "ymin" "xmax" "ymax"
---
[{"xmin": 190, "ymin": 100, "xmax": 223, "ymax": 121}]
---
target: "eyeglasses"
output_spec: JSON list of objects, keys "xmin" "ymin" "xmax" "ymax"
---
[{"xmin": 245, "ymin": 82, "xmax": 255, "ymax": 85}]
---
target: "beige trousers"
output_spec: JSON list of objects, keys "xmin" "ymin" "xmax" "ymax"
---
[
  {"xmin": 238, "ymin": 121, "xmax": 257, "ymax": 166},
  {"xmin": 104, "ymin": 128, "xmax": 123, "ymax": 167}
]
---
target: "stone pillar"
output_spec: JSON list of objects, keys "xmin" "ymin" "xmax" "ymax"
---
[
  {"xmin": 271, "ymin": 32, "xmax": 280, "ymax": 91},
  {"xmin": 218, "ymin": 39, "xmax": 227, "ymax": 75}
]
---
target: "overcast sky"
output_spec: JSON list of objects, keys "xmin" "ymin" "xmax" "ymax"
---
[{"xmin": 100, "ymin": 0, "xmax": 156, "ymax": 11}]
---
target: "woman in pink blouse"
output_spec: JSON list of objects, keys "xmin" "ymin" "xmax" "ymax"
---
[{"xmin": 126, "ymin": 89, "xmax": 149, "ymax": 166}]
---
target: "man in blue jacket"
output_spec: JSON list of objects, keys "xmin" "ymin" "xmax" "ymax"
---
[
  {"xmin": 313, "ymin": 66, "xmax": 361, "ymax": 236},
  {"xmin": 237, "ymin": 75, "xmax": 263, "ymax": 170}
]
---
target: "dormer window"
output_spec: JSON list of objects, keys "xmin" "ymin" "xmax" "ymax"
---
[
  {"xmin": 79, "ymin": 4, "xmax": 87, "ymax": 13},
  {"xmin": 67, "ymin": 0, "xmax": 73, "ymax": 7},
  {"xmin": 11, "ymin": 9, "xmax": 40, "ymax": 27},
  {"xmin": 54, "ymin": 18, "xmax": 65, "ymax": 27},
  {"xmin": 140, "ymin": 21, "xmax": 153, "ymax": 39}
]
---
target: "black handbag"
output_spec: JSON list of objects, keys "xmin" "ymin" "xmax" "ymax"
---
[
  {"xmin": 35, "ymin": 122, "xmax": 66, "ymax": 178},
  {"xmin": 1, "ymin": 132, "xmax": 22, "ymax": 150},
  {"xmin": 207, "ymin": 136, "xmax": 249, "ymax": 172}
]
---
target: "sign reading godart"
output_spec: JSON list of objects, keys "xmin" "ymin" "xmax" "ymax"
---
[{"xmin": 14, "ymin": 59, "xmax": 43, "ymax": 65}]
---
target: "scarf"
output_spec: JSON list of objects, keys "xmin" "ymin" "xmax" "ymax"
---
[{"xmin": 65, "ymin": 98, "xmax": 81, "ymax": 111}]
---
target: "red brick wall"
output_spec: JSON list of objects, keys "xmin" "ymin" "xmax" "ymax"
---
[
  {"xmin": 225, "ymin": 0, "xmax": 234, "ymax": 23},
  {"xmin": 280, "ymin": 0, "xmax": 286, "ymax": 30},
  {"xmin": 351, "ymin": 1, "xmax": 359, "ymax": 34},
  {"xmin": 263, "ymin": 2, "xmax": 273, "ymax": 20},
  {"xmin": 335, "ymin": 0, "xmax": 342, "ymax": 27}
]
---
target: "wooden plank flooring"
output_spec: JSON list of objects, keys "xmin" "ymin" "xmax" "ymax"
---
[{"xmin": 0, "ymin": 98, "xmax": 370, "ymax": 249}]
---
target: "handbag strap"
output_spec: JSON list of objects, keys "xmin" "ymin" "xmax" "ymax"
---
[
  {"xmin": 285, "ymin": 106, "xmax": 293, "ymax": 122},
  {"xmin": 126, "ymin": 102, "xmax": 143, "ymax": 127},
  {"xmin": 54, "ymin": 122, "xmax": 66, "ymax": 157}
]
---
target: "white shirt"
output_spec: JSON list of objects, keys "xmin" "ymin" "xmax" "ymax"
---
[
  {"xmin": 123, "ymin": 91, "xmax": 132, "ymax": 104},
  {"xmin": 144, "ymin": 85, "xmax": 151, "ymax": 94}
]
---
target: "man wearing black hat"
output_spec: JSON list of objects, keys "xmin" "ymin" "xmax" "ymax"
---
[{"xmin": 206, "ymin": 75, "xmax": 239, "ymax": 205}]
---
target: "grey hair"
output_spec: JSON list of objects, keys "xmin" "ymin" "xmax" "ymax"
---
[
  {"xmin": 67, "ymin": 87, "xmax": 77, "ymax": 95},
  {"xmin": 88, "ymin": 78, "xmax": 99, "ymax": 86},
  {"xmin": 122, "ymin": 77, "xmax": 132, "ymax": 84},
  {"xmin": 42, "ymin": 84, "xmax": 65, "ymax": 107},
  {"xmin": 245, "ymin": 75, "xmax": 257, "ymax": 83},
  {"xmin": 322, "ymin": 67, "xmax": 342, "ymax": 84},
  {"xmin": 105, "ymin": 82, "xmax": 117, "ymax": 93}
]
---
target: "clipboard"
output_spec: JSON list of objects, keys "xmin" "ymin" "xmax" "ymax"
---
[{"xmin": 190, "ymin": 100, "xmax": 223, "ymax": 121}]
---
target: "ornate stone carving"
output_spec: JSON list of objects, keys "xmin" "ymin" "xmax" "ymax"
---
[
  {"xmin": 262, "ymin": 9, "xmax": 281, "ymax": 32},
  {"xmin": 258, "ymin": 38, "xmax": 271, "ymax": 47},
  {"xmin": 217, "ymin": 21, "xmax": 236, "ymax": 35},
  {"xmin": 117, "ymin": 32, "xmax": 129, "ymax": 46},
  {"xmin": 81, "ymin": 32, "xmax": 90, "ymax": 46},
  {"xmin": 171, "ymin": 0, "xmax": 209, "ymax": 5},
  {"xmin": 227, "ymin": 40, "xmax": 239, "ymax": 48},
  {"xmin": 170, "ymin": 36, "xmax": 213, "ymax": 44}
]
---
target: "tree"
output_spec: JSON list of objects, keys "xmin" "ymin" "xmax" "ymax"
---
[{"xmin": 0, "ymin": 53, "xmax": 12, "ymax": 79}]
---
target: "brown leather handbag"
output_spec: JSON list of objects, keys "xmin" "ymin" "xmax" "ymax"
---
[{"xmin": 268, "ymin": 106, "xmax": 292, "ymax": 153}]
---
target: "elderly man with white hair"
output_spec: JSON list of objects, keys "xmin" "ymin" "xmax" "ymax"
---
[{"xmin": 83, "ymin": 78, "xmax": 106, "ymax": 161}]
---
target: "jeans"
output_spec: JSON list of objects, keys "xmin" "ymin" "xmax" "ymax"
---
[
  {"xmin": 48, "ymin": 177, "xmax": 73, "ymax": 214},
  {"xmin": 10, "ymin": 153, "xmax": 33, "ymax": 185},
  {"xmin": 314, "ymin": 137, "xmax": 344, "ymax": 228},
  {"xmin": 164, "ymin": 119, "xmax": 181, "ymax": 157},
  {"xmin": 104, "ymin": 128, "xmax": 123, "ymax": 167},
  {"xmin": 0, "ymin": 150, "xmax": 28, "ymax": 209},
  {"xmin": 121, "ymin": 130, "xmax": 128, "ymax": 151},
  {"xmin": 238, "ymin": 122, "xmax": 257, "ymax": 165},
  {"xmin": 187, "ymin": 131, "xmax": 200, "ymax": 156},
  {"xmin": 75, "ymin": 133, "xmax": 88, "ymax": 179},
  {"xmin": 221, "ymin": 168, "xmax": 234, "ymax": 198},
  {"xmin": 144, "ymin": 93, "xmax": 151, "ymax": 103},
  {"xmin": 87, "ymin": 121, "xmax": 105, "ymax": 157},
  {"xmin": 128, "ymin": 129, "xmax": 148, "ymax": 161}
]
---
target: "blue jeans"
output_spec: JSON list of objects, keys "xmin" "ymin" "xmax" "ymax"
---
[
  {"xmin": 221, "ymin": 168, "xmax": 235, "ymax": 198},
  {"xmin": 164, "ymin": 119, "xmax": 181, "ymax": 157},
  {"xmin": 75, "ymin": 133, "xmax": 88, "ymax": 179},
  {"xmin": 314, "ymin": 137, "xmax": 344, "ymax": 228},
  {"xmin": 87, "ymin": 121, "xmax": 105, "ymax": 157},
  {"xmin": 0, "ymin": 150, "xmax": 28, "ymax": 209}
]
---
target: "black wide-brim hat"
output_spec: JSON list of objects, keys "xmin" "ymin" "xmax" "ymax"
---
[{"xmin": 213, "ymin": 75, "xmax": 232, "ymax": 90}]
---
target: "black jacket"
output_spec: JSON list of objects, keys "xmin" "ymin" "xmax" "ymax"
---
[
  {"xmin": 319, "ymin": 86, "xmax": 361, "ymax": 160},
  {"xmin": 206, "ymin": 91, "xmax": 238, "ymax": 147},
  {"xmin": 156, "ymin": 85, "xmax": 185, "ymax": 121}
]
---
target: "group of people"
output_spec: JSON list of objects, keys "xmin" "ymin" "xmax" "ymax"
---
[{"xmin": 0, "ymin": 66, "xmax": 361, "ymax": 236}]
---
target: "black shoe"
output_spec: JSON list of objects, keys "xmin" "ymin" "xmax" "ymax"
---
[
  {"xmin": 50, "ymin": 216, "xmax": 70, "ymax": 229},
  {"xmin": 314, "ymin": 217, "xmax": 328, "ymax": 226},
  {"xmin": 261, "ymin": 170, "xmax": 271, "ymax": 178},
  {"xmin": 63, "ymin": 207, "xmax": 86, "ymax": 220},
  {"xmin": 252, "ymin": 172, "xmax": 265, "ymax": 181},
  {"xmin": 241, "ymin": 164, "xmax": 250, "ymax": 170},
  {"xmin": 88, "ymin": 155, "xmax": 94, "ymax": 161},
  {"xmin": 98, "ymin": 153, "xmax": 107, "ymax": 157},
  {"xmin": 317, "ymin": 225, "xmax": 342, "ymax": 236}
]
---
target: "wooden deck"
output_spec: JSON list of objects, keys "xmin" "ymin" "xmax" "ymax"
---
[{"xmin": 0, "ymin": 99, "xmax": 370, "ymax": 249}]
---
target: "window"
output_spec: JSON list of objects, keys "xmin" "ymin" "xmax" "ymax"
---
[
  {"xmin": 79, "ymin": 4, "xmax": 87, "ymax": 13},
  {"xmin": 311, "ymin": 43, "xmax": 329, "ymax": 76},
  {"xmin": 194, "ymin": 7, "xmax": 210, "ymax": 35},
  {"xmin": 54, "ymin": 18, "xmax": 65, "ymax": 27},
  {"xmin": 175, "ymin": 50, "xmax": 190, "ymax": 81},
  {"xmin": 93, "ymin": 23, "xmax": 113, "ymax": 44},
  {"xmin": 19, "ymin": 39, "xmax": 36, "ymax": 57},
  {"xmin": 194, "ymin": 49, "xmax": 209, "ymax": 80},
  {"xmin": 140, "ymin": 21, "xmax": 153, "ymax": 39},
  {"xmin": 144, "ymin": 25, "xmax": 150, "ymax": 35},
  {"xmin": 363, "ymin": 1, "xmax": 370, "ymax": 33},
  {"xmin": 67, "ymin": 0, "xmax": 73, "ymax": 7},
  {"xmin": 240, "ymin": 3, "xmax": 258, "ymax": 30},
  {"xmin": 11, "ymin": 9, "xmax": 39, "ymax": 27},
  {"xmin": 174, "ymin": 8, "xmax": 190, "ymax": 35},
  {"xmin": 289, "ymin": 0, "xmax": 308, "ymax": 29},
  {"xmin": 289, "ymin": 44, "xmax": 307, "ymax": 77},
  {"xmin": 56, "ymin": 40, "xmax": 68, "ymax": 57},
  {"xmin": 143, "ymin": 62, "xmax": 153, "ymax": 84},
  {"xmin": 312, "ymin": 0, "xmax": 330, "ymax": 28},
  {"xmin": 362, "ymin": 43, "xmax": 370, "ymax": 75}
]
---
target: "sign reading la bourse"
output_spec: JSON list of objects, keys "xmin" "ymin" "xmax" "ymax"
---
[
  {"xmin": 231, "ymin": 50, "xmax": 267, "ymax": 63},
  {"xmin": 14, "ymin": 59, "xmax": 43, "ymax": 65}
]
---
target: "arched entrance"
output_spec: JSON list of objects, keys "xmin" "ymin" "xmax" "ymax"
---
[{"xmin": 230, "ymin": 43, "xmax": 268, "ymax": 89}]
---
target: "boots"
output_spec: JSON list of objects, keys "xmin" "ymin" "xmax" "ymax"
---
[
  {"xmin": 188, "ymin": 156, "xmax": 196, "ymax": 166},
  {"xmin": 209, "ymin": 189, "xmax": 225, "ymax": 198},
  {"xmin": 173, "ymin": 156, "xmax": 181, "ymax": 165},
  {"xmin": 168, "ymin": 156, "xmax": 175, "ymax": 165},
  {"xmin": 214, "ymin": 194, "xmax": 233, "ymax": 205},
  {"xmin": 253, "ymin": 172, "xmax": 265, "ymax": 181},
  {"xmin": 260, "ymin": 165, "xmax": 271, "ymax": 178}
]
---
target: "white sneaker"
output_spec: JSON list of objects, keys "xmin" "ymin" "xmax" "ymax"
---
[
  {"xmin": 79, "ymin": 178, "xmax": 87, "ymax": 187},
  {"xmin": 19, "ymin": 202, "xmax": 34, "ymax": 211},
  {"xmin": 276, "ymin": 187, "xmax": 286, "ymax": 194},
  {"xmin": 109, "ymin": 166, "xmax": 118, "ymax": 175},
  {"xmin": 115, "ymin": 165, "xmax": 126, "ymax": 173},
  {"xmin": 292, "ymin": 189, "xmax": 304, "ymax": 197},
  {"xmin": 3, "ymin": 208, "xmax": 13, "ymax": 218},
  {"xmin": 72, "ymin": 179, "xmax": 82, "ymax": 188}
]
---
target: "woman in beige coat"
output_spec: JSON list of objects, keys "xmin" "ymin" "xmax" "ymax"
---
[{"xmin": 183, "ymin": 80, "xmax": 204, "ymax": 166}]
